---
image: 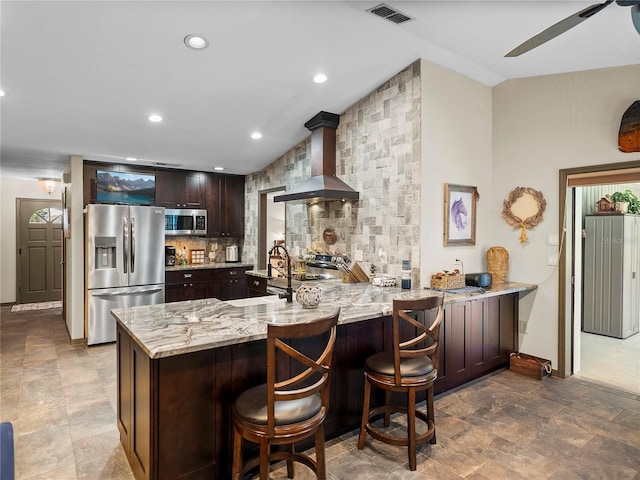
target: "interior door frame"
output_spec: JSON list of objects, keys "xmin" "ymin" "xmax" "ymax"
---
[
  {"xmin": 16, "ymin": 197, "xmax": 63, "ymax": 304},
  {"xmin": 258, "ymin": 187, "xmax": 286, "ymax": 270},
  {"xmin": 558, "ymin": 160, "xmax": 640, "ymax": 378}
]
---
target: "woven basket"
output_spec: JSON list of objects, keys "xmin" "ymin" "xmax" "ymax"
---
[
  {"xmin": 431, "ymin": 273, "xmax": 465, "ymax": 290},
  {"xmin": 486, "ymin": 246, "xmax": 509, "ymax": 285}
]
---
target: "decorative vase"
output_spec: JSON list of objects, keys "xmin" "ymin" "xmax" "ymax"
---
[
  {"xmin": 486, "ymin": 246, "xmax": 509, "ymax": 285},
  {"xmin": 295, "ymin": 283, "xmax": 323, "ymax": 309}
]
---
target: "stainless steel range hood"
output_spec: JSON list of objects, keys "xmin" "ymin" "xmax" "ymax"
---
[{"xmin": 274, "ymin": 111, "xmax": 359, "ymax": 203}]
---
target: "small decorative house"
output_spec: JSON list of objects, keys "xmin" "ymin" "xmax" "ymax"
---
[{"xmin": 597, "ymin": 196, "xmax": 614, "ymax": 213}]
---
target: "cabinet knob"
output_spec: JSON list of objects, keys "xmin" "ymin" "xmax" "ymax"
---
[
  {"xmin": 230, "ymin": 271, "xmax": 237, "ymax": 275},
  {"xmin": 184, "ymin": 273, "xmax": 192, "ymax": 278},
  {"xmin": 253, "ymin": 280, "xmax": 260, "ymax": 286}
]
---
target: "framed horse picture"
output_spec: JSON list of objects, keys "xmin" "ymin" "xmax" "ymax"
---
[{"xmin": 443, "ymin": 183, "xmax": 478, "ymax": 246}]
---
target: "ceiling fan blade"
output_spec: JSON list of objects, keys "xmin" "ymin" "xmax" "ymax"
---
[
  {"xmin": 632, "ymin": 4, "xmax": 640, "ymax": 34},
  {"xmin": 505, "ymin": 0, "xmax": 615, "ymax": 57}
]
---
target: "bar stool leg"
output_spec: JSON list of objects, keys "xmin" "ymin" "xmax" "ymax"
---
[
  {"xmin": 358, "ymin": 376, "xmax": 371, "ymax": 449},
  {"xmin": 259, "ymin": 437, "xmax": 269, "ymax": 479},
  {"xmin": 407, "ymin": 388, "xmax": 417, "ymax": 471},
  {"xmin": 427, "ymin": 386, "xmax": 437, "ymax": 444},
  {"xmin": 286, "ymin": 443, "xmax": 295, "ymax": 478},
  {"xmin": 315, "ymin": 424, "xmax": 327, "ymax": 480},
  {"xmin": 232, "ymin": 428, "xmax": 242, "ymax": 480},
  {"xmin": 384, "ymin": 390, "xmax": 392, "ymax": 427}
]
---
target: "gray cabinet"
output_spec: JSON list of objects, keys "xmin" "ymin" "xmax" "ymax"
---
[{"xmin": 583, "ymin": 214, "xmax": 640, "ymax": 339}]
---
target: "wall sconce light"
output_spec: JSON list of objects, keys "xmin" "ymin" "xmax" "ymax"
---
[{"xmin": 38, "ymin": 178, "xmax": 60, "ymax": 195}]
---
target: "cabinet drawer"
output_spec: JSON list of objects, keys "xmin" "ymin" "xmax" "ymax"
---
[
  {"xmin": 166, "ymin": 269, "xmax": 211, "ymax": 284},
  {"xmin": 210, "ymin": 267, "xmax": 250, "ymax": 280},
  {"xmin": 247, "ymin": 276, "xmax": 268, "ymax": 294}
]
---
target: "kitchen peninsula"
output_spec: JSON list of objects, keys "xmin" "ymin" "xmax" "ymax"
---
[{"xmin": 113, "ymin": 281, "xmax": 535, "ymax": 480}]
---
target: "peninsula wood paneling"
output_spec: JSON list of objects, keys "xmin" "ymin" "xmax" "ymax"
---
[{"xmin": 117, "ymin": 293, "xmax": 518, "ymax": 479}]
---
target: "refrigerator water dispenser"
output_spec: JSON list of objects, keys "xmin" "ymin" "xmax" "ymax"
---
[{"xmin": 94, "ymin": 237, "xmax": 116, "ymax": 269}]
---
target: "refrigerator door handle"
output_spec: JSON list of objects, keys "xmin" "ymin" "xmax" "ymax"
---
[
  {"xmin": 91, "ymin": 287, "xmax": 164, "ymax": 298},
  {"xmin": 123, "ymin": 216, "xmax": 129, "ymax": 274},
  {"xmin": 131, "ymin": 217, "xmax": 135, "ymax": 273}
]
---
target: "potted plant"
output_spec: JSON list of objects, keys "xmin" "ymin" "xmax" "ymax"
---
[{"xmin": 610, "ymin": 189, "xmax": 640, "ymax": 214}]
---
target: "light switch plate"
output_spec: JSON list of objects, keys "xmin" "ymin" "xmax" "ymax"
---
[
  {"xmin": 547, "ymin": 253, "xmax": 559, "ymax": 266},
  {"xmin": 547, "ymin": 233, "xmax": 559, "ymax": 246}
]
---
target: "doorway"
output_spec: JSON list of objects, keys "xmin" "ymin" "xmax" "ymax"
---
[
  {"xmin": 258, "ymin": 188, "xmax": 286, "ymax": 269},
  {"xmin": 16, "ymin": 198, "xmax": 63, "ymax": 304},
  {"xmin": 559, "ymin": 161, "xmax": 640, "ymax": 393}
]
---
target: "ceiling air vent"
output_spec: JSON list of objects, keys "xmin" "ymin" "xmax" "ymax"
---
[
  {"xmin": 152, "ymin": 161, "xmax": 181, "ymax": 167},
  {"xmin": 368, "ymin": 3, "xmax": 413, "ymax": 24}
]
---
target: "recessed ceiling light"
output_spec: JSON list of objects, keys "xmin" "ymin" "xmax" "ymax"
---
[
  {"xmin": 148, "ymin": 114, "xmax": 163, "ymax": 123},
  {"xmin": 125, "ymin": 157, "xmax": 138, "ymax": 162},
  {"xmin": 251, "ymin": 132, "xmax": 263, "ymax": 140},
  {"xmin": 184, "ymin": 34, "xmax": 208, "ymax": 50},
  {"xmin": 0, "ymin": 90, "xmax": 5, "ymax": 97},
  {"xmin": 313, "ymin": 73, "xmax": 327, "ymax": 84},
  {"xmin": 213, "ymin": 167, "xmax": 224, "ymax": 171}
]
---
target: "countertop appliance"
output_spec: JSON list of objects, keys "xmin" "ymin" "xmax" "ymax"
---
[
  {"xmin": 165, "ymin": 208, "xmax": 207, "ymax": 236},
  {"xmin": 165, "ymin": 246, "xmax": 176, "ymax": 266},
  {"xmin": 85, "ymin": 204, "xmax": 166, "ymax": 345},
  {"xmin": 226, "ymin": 245, "xmax": 239, "ymax": 262},
  {"xmin": 465, "ymin": 272, "xmax": 492, "ymax": 288}
]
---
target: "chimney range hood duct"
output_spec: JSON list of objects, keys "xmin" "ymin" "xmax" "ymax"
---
[{"xmin": 274, "ymin": 111, "xmax": 359, "ymax": 203}]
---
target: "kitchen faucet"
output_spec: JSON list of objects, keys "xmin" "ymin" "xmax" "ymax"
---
[{"xmin": 267, "ymin": 244, "xmax": 293, "ymax": 303}]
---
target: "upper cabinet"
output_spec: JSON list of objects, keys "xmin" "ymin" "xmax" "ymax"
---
[
  {"xmin": 206, "ymin": 173, "xmax": 245, "ymax": 238},
  {"xmin": 155, "ymin": 170, "xmax": 205, "ymax": 209}
]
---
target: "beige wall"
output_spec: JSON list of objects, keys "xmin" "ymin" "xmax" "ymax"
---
[
  {"xmin": 419, "ymin": 60, "xmax": 493, "ymax": 284},
  {"xmin": 492, "ymin": 64, "xmax": 640, "ymax": 365},
  {"xmin": 64, "ymin": 156, "xmax": 85, "ymax": 340},
  {"xmin": 0, "ymin": 176, "xmax": 62, "ymax": 303}
]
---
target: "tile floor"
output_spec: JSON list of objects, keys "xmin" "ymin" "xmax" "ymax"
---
[
  {"xmin": 578, "ymin": 331, "xmax": 640, "ymax": 394},
  {"xmin": 1, "ymin": 305, "xmax": 639, "ymax": 479}
]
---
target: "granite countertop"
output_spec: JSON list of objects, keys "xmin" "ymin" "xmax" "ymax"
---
[
  {"xmin": 166, "ymin": 262, "xmax": 254, "ymax": 271},
  {"xmin": 112, "ymin": 281, "xmax": 536, "ymax": 360}
]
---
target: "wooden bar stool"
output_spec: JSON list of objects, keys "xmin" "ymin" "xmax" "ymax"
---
[
  {"xmin": 232, "ymin": 309, "xmax": 340, "ymax": 480},
  {"xmin": 357, "ymin": 295, "xmax": 444, "ymax": 471}
]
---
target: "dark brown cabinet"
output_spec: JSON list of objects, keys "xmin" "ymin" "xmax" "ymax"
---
[
  {"xmin": 165, "ymin": 270, "xmax": 210, "ymax": 303},
  {"xmin": 443, "ymin": 294, "xmax": 516, "ymax": 391},
  {"xmin": 205, "ymin": 173, "xmax": 245, "ymax": 238},
  {"xmin": 117, "ymin": 326, "xmax": 154, "ymax": 480},
  {"xmin": 208, "ymin": 267, "xmax": 250, "ymax": 301},
  {"xmin": 165, "ymin": 267, "xmax": 251, "ymax": 303},
  {"xmin": 155, "ymin": 170, "xmax": 205, "ymax": 209},
  {"xmin": 246, "ymin": 275, "xmax": 268, "ymax": 297}
]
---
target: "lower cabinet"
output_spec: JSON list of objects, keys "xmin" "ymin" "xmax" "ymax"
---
[
  {"xmin": 165, "ymin": 267, "xmax": 252, "ymax": 303},
  {"xmin": 443, "ymin": 294, "xmax": 517, "ymax": 392},
  {"xmin": 208, "ymin": 267, "xmax": 249, "ymax": 301},
  {"xmin": 117, "ymin": 293, "xmax": 518, "ymax": 480},
  {"xmin": 117, "ymin": 326, "xmax": 154, "ymax": 480},
  {"xmin": 246, "ymin": 275, "xmax": 268, "ymax": 297}
]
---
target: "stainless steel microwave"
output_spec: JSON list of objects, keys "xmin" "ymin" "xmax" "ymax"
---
[{"xmin": 165, "ymin": 209, "xmax": 207, "ymax": 236}]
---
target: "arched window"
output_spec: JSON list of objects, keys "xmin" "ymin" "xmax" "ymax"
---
[{"xmin": 29, "ymin": 207, "xmax": 62, "ymax": 224}]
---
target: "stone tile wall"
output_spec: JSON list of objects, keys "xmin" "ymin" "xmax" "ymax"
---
[{"xmin": 245, "ymin": 60, "xmax": 422, "ymax": 286}]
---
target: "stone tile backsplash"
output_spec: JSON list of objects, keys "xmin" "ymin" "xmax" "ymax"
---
[
  {"xmin": 165, "ymin": 236, "xmax": 242, "ymax": 264},
  {"xmin": 244, "ymin": 60, "xmax": 422, "ymax": 286}
]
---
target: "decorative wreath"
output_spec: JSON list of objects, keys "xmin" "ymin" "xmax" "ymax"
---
[{"xmin": 501, "ymin": 187, "xmax": 546, "ymax": 243}]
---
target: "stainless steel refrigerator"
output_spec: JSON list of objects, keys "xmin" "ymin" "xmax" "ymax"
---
[{"xmin": 85, "ymin": 204, "xmax": 166, "ymax": 345}]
